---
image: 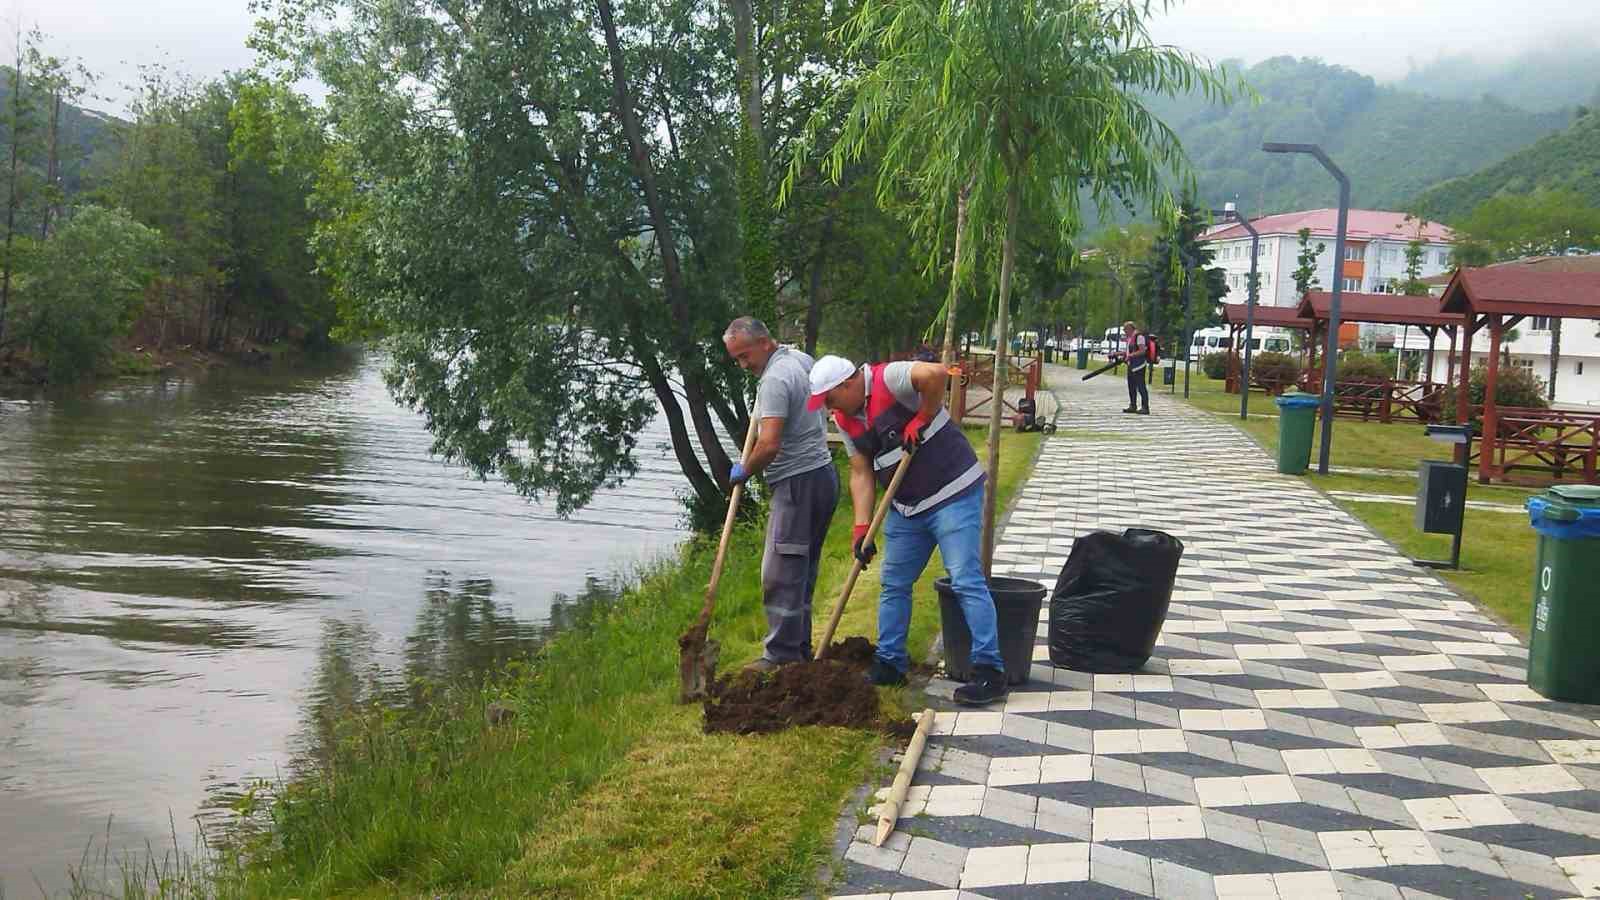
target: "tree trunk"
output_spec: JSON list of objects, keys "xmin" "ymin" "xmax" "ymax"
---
[
  {"xmin": 1548, "ymin": 318, "xmax": 1562, "ymax": 403},
  {"xmin": 39, "ymin": 91, "xmax": 59, "ymax": 240},
  {"xmin": 981, "ymin": 183, "xmax": 1021, "ymax": 575},
  {"xmin": 597, "ymin": 0, "xmax": 734, "ymax": 488},
  {"xmin": 0, "ymin": 44, "xmax": 22, "ymax": 349},
  {"xmin": 637, "ymin": 345, "xmax": 722, "ymax": 510},
  {"xmin": 804, "ymin": 214, "xmax": 833, "ymax": 356},
  {"xmin": 941, "ymin": 179, "xmax": 973, "ymax": 367},
  {"xmin": 728, "ymin": 0, "xmax": 773, "ymax": 323}
]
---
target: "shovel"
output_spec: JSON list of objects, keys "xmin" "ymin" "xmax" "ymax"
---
[
  {"xmin": 815, "ymin": 451, "xmax": 914, "ymax": 659},
  {"xmin": 677, "ymin": 418, "xmax": 761, "ymax": 704}
]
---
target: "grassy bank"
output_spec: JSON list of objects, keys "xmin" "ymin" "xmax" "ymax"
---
[
  {"xmin": 162, "ymin": 428, "xmax": 1041, "ymax": 899},
  {"xmin": 1175, "ymin": 371, "xmax": 1452, "ymax": 471}
]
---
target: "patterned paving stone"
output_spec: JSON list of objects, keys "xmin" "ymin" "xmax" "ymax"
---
[{"xmin": 827, "ymin": 368, "xmax": 1599, "ymax": 900}]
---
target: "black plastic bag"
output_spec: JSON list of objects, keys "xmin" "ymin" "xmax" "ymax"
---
[{"xmin": 1049, "ymin": 528, "xmax": 1184, "ymax": 673}]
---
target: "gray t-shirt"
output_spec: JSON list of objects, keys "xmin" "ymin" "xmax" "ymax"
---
[
  {"xmin": 838, "ymin": 362, "xmax": 919, "ymax": 458},
  {"xmin": 756, "ymin": 346, "xmax": 833, "ymax": 484}
]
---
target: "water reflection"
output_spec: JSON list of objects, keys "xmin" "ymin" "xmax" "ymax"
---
[{"xmin": 0, "ymin": 353, "xmax": 684, "ymax": 895}]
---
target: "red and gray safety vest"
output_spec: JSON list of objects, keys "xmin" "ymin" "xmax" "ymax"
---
[{"xmin": 833, "ymin": 363, "xmax": 985, "ymax": 517}]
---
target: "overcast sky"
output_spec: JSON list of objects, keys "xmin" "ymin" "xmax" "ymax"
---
[{"xmin": 12, "ymin": 0, "xmax": 1600, "ymax": 115}]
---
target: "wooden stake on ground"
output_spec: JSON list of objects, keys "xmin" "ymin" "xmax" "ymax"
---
[
  {"xmin": 875, "ymin": 708, "xmax": 936, "ymax": 847},
  {"xmin": 815, "ymin": 452, "xmax": 913, "ymax": 658}
]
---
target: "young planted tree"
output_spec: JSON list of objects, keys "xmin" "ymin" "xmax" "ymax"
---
[
  {"xmin": 1292, "ymin": 226, "xmax": 1326, "ymax": 295},
  {"xmin": 789, "ymin": 0, "xmax": 1234, "ymax": 570}
]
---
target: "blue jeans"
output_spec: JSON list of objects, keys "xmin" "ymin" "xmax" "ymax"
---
[{"xmin": 876, "ymin": 485, "xmax": 1005, "ymax": 674}]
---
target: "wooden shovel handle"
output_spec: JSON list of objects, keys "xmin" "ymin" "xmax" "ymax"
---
[
  {"xmin": 815, "ymin": 451, "xmax": 915, "ymax": 658},
  {"xmin": 696, "ymin": 418, "xmax": 761, "ymax": 627}
]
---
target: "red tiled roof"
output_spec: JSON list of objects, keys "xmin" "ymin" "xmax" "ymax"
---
[
  {"xmin": 1219, "ymin": 303, "xmax": 1313, "ymax": 330},
  {"xmin": 1296, "ymin": 292, "xmax": 1459, "ymax": 327},
  {"xmin": 1422, "ymin": 254, "xmax": 1600, "ymax": 284},
  {"xmin": 1203, "ymin": 209, "xmax": 1454, "ymax": 244},
  {"xmin": 1438, "ymin": 268, "xmax": 1600, "ymax": 317}
]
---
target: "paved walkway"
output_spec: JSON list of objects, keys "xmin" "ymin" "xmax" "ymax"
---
[{"xmin": 830, "ymin": 365, "xmax": 1600, "ymax": 900}]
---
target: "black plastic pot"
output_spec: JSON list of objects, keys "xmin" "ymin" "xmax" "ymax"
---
[{"xmin": 937, "ymin": 575, "xmax": 1047, "ymax": 686}]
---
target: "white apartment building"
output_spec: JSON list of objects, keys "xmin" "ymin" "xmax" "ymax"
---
[
  {"xmin": 1407, "ymin": 255, "xmax": 1600, "ymax": 409},
  {"xmin": 1201, "ymin": 209, "xmax": 1456, "ymax": 309}
]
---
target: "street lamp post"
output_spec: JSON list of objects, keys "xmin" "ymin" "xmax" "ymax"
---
[
  {"xmin": 1178, "ymin": 246, "xmax": 1194, "ymax": 398},
  {"xmin": 1262, "ymin": 142, "xmax": 1350, "ymax": 475},
  {"xmin": 1105, "ymin": 265, "xmax": 1126, "ymax": 361},
  {"xmin": 1211, "ymin": 204, "xmax": 1260, "ymax": 419}
]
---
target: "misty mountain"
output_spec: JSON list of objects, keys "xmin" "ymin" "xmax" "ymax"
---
[
  {"xmin": 0, "ymin": 68, "xmax": 122, "ymax": 200},
  {"xmin": 1141, "ymin": 57, "xmax": 1572, "ymax": 219},
  {"xmin": 1411, "ymin": 109, "xmax": 1600, "ymax": 223},
  {"xmin": 1396, "ymin": 41, "xmax": 1600, "ymax": 113}
]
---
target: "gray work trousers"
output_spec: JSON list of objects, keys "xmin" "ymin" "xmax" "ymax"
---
[{"xmin": 760, "ymin": 463, "xmax": 839, "ymax": 663}]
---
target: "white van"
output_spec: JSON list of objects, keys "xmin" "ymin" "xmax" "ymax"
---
[{"xmin": 1189, "ymin": 327, "xmax": 1232, "ymax": 354}]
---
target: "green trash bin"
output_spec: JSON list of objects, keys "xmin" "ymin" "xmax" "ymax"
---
[
  {"xmin": 1076, "ymin": 348, "xmax": 1089, "ymax": 369},
  {"xmin": 1274, "ymin": 393, "xmax": 1319, "ymax": 475},
  {"xmin": 1524, "ymin": 485, "xmax": 1600, "ymax": 702}
]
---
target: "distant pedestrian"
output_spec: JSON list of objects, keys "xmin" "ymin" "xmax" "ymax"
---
[
  {"xmin": 807, "ymin": 354, "xmax": 1008, "ymax": 706},
  {"xmin": 723, "ymin": 317, "xmax": 838, "ymax": 672},
  {"xmin": 1121, "ymin": 320, "xmax": 1152, "ymax": 415}
]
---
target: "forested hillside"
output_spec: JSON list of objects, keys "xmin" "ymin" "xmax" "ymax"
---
[
  {"xmin": 1411, "ymin": 110, "xmax": 1600, "ymax": 224},
  {"xmin": 1396, "ymin": 42, "xmax": 1600, "ymax": 113},
  {"xmin": 1138, "ymin": 57, "xmax": 1571, "ymax": 215}
]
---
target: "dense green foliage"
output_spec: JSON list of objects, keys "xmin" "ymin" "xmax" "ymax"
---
[
  {"xmin": 0, "ymin": 37, "xmax": 336, "ymax": 382},
  {"xmin": 1250, "ymin": 351, "xmax": 1300, "ymax": 389},
  {"xmin": 1200, "ymin": 351, "xmax": 1227, "ymax": 380},
  {"xmin": 1449, "ymin": 364, "xmax": 1550, "ymax": 427},
  {"xmin": 1412, "ymin": 112, "xmax": 1600, "ymax": 224},
  {"xmin": 1336, "ymin": 351, "xmax": 1392, "ymax": 381},
  {"xmin": 10, "ymin": 205, "xmax": 159, "ymax": 379},
  {"xmin": 1130, "ymin": 197, "xmax": 1227, "ymax": 355},
  {"xmin": 1449, "ymin": 188, "xmax": 1600, "ymax": 263},
  {"xmin": 1396, "ymin": 43, "xmax": 1600, "ymax": 113},
  {"xmin": 1139, "ymin": 57, "xmax": 1569, "ymax": 215}
]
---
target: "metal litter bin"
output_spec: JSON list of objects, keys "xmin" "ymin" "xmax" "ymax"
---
[{"xmin": 1524, "ymin": 485, "xmax": 1600, "ymax": 702}]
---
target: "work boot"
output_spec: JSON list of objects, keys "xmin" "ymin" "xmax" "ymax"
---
[
  {"xmin": 954, "ymin": 666, "xmax": 1009, "ymax": 706},
  {"xmin": 865, "ymin": 658, "xmax": 908, "ymax": 687},
  {"xmin": 742, "ymin": 657, "xmax": 782, "ymax": 675},
  {"xmin": 1122, "ymin": 406, "xmax": 1138, "ymax": 414},
  {"xmin": 1137, "ymin": 408, "xmax": 1151, "ymax": 415}
]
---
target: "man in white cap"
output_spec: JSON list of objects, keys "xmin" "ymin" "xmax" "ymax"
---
[
  {"xmin": 722, "ymin": 317, "xmax": 837, "ymax": 672},
  {"xmin": 807, "ymin": 354, "xmax": 1008, "ymax": 706}
]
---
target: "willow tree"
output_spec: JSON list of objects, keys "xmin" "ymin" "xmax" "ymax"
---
[{"xmin": 786, "ymin": 0, "xmax": 1235, "ymax": 570}]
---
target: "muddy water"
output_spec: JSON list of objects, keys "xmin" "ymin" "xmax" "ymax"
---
[{"xmin": 0, "ymin": 353, "xmax": 688, "ymax": 894}]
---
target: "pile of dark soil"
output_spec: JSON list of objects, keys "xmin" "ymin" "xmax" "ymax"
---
[
  {"xmin": 823, "ymin": 635, "xmax": 877, "ymax": 667},
  {"xmin": 701, "ymin": 639, "xmax": 915, "ymax": 737},
  {"xmin": 702, "ymin": 660, "xmax": 878, "ymax": 735}
]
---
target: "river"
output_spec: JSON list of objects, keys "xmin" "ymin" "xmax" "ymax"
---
[{"xmin": 0, "ymin": 353, "xmax": 689, "ymax": 895}]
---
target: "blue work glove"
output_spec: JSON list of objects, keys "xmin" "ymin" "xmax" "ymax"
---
[{"xmin": 729, "ymin": 463, "xmax": 751, "ymax": 487}]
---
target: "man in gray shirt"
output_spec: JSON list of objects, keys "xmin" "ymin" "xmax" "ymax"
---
[{"xmin": 723, "ymin": 317, "xmax": 838, "ymax": 671}]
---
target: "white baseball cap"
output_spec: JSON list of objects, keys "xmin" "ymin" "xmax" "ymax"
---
[{"xmin": 807, "ymin": 355, "xmax": 858, "ymax": 411}]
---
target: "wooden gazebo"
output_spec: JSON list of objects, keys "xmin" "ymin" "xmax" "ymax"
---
[
  {"xmin": 1295, "ymin": 292, "xmax": 1462, "ymax": 423},
  {"xmin": 1218, "ymin": 303, "xmax": 1313, "ymax": 393},
  {"xmin": 1438, "ymin": 268, "xmax": 1600, "ymax": 484}
]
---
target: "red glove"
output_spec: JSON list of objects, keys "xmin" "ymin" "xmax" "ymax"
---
[
  {"xmin": 902, "ymin": 413, "xmax": 929, "ymax": 451},
  {"xmin": 851, "ymin": 523, "xmax": 877, "ymax": 566}
]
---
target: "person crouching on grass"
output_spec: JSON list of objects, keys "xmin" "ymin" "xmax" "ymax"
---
[{"xmin": 805, "ymin": 355, "xmax": 1008, "ymax": 706}]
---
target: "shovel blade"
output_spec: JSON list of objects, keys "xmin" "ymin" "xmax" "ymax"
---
[{"xmin": 677, "ymin": 635, "xmax": 720, "ymax": 704}]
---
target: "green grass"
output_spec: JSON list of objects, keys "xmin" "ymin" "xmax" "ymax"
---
[
  {"xmin": 1313, "ymin": 473, "xmax": 1539, "ymax": 507},
  {"xmin": 139, "ymin": 428, "xmax": 1043, "ymax": 900},
  {"xmin": 1176, "ymin": 372, "xmax": 1454, "ymax": 472},
  {"xmin": 1321, "ymin": 497, "xmax": 1537, "ymax": 631}
]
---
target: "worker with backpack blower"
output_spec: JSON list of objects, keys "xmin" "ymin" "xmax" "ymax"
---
[{"xmin": 1120, "ymin": 320, "xmax": 1154, "ymax": 415}]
